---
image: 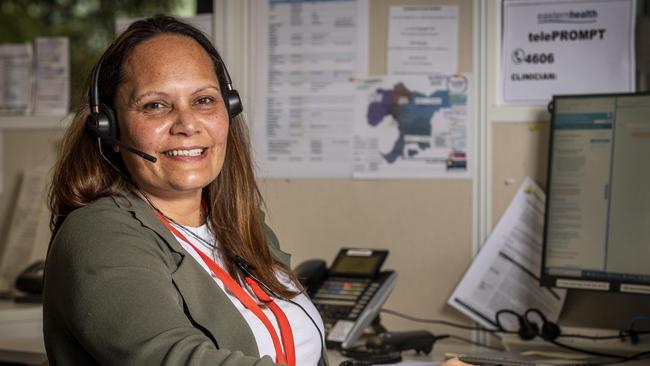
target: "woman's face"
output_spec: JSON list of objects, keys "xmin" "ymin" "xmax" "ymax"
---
[{"xmin": 114, "ymin": 34, "xmax": 229, "ymax": 202}]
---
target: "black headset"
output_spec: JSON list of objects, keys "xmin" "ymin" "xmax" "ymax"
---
[
  {"xmin": 495, "ymin": 308, "xmax": 561, "ymax": 341},
  {"xmin": 85, "ymin": 50, "xmax": 243, "ymax": 148}
]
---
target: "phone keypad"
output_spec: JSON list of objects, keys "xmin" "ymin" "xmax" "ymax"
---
[{"xmin": 313, "ymin": 278, "xmax": 380, "ymax": 326}]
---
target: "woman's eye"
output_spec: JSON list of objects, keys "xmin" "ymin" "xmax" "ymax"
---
[
  {"xmin": 195, "ymin": 97, "xmax": 214, "ymax": 105},
  {"xmin": 144, "ymin": 102, "xmax": 164, "ymax": 110}
]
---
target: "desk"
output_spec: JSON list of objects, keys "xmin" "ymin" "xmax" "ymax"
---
[
  {"xmin": 0, "ymin": 304, "xmax": 647, "ymax": 366},
  {"xmin": 327, "ymin": 343, "xmax": 650, "ymax": 366},
  {"xmin": 0, "ymin": 301, "xmax": 46, "ymax": 365},
  {"xmin": 327, "ymin": 343, "xmax": 479, "ymax": 365}
]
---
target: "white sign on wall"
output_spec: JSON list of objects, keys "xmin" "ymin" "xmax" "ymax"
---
[
  {"xmin": 387, "ymin": 5, "xmax": 459, "ymax": 75},
  {"xmin": 502, "ymin": 0, "xmax": 635, "ymax": 105}
]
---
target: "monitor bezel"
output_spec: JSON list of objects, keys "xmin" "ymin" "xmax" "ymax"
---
[{"xmin": 541, "ymin": 92, "xmax": 650, "ymax": 295}]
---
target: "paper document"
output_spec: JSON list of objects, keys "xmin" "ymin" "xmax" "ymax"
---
[
  {"xmin": 501, "ymin": 0, "xmax": 635, "ymax": 104},
  {"xmin": 0, "ymin": 167, "xmax": 51, "ymax": 294},
  {"xmin": 387, "ymin": 5, "xmax": 459, "ymax": 74},
  {"xmin": 0, "ymin": 43, "xmax": 33, "ymax": 115},
  {"xmin": 448, "ymin": 177, "xmax": 566, "ymax": 332},
  {"xmin": 34, "ymin": 37, "xmax": 70, "ymax": 116},
  {"xmin": 252, "ymin": 0, "xmax": 368, "ymax": 178}
]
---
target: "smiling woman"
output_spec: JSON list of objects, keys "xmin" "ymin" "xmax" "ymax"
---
[{"xmin": 43, "ymin": 15, "xmax": 326, "ymax": 366}]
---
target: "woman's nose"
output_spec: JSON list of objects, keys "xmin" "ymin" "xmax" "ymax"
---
[{"xmin": 170, "ymin": 107, "xmax": 200, "ymax": 135}]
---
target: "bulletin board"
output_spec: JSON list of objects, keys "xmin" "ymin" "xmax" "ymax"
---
[{"xmin": 237, "ymin": 0, "xmax": 478, "ymax": 333}]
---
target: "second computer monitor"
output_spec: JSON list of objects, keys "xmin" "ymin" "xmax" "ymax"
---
[{"xmin": 541, "ymin": 93, "xmax": 650, "ymax": 295}]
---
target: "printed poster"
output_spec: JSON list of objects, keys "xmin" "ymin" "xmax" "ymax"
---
[
  {"xmin": 502, "ymin": 0, "xmax": 635, "ymax": 105},
  {"xmin": 353, "ymin": 74, "xmax": 471, "ymax": 179},
  {"xmin": 252, "ymin": 0, "xmax": 369, "ymax": 178}
]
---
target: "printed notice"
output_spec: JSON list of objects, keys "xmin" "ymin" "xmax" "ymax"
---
[
  {"xmin": 252, "ymin": 0, "xmax": 368, "ymax": 178},
  {"xmin": 0, "ymin": 43, "xmax": 33, "ymax": 115},
  {"xmin": 448, "ymin": 177, "xmax": 566, "ymax": 331},
  {"xmin": 34, "ymin": 37, "xmax": 70, "ymax": 116},
  {"xmin": 387, "ymin": 5, "xmax": 459, "ymax": 75},
  {"xmin": 502, "ymin": 0, "xmax": 635, "ymax": 105}
]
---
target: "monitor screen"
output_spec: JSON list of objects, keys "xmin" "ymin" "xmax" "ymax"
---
[{"xmin": 541, "ymin": 93, "xmax": 650, "ymax": 295}]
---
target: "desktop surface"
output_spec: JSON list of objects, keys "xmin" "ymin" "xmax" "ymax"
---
[
  {"xmin": 0, "ymin": 300, "xmax": 46, "ymax": 365},
  {"xmin": 328, "ymin": 340, "xmax": 650, "ymax": 366}
]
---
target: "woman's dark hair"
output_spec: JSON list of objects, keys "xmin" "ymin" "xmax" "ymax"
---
[{"xmin": 49, "ymin": 15, "xmax": 298, "ymax": 298}]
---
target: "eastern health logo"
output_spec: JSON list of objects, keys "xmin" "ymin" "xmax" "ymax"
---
[{"xmin": 537, "ymin": 9, "xmax": 598, "ymax": 24}]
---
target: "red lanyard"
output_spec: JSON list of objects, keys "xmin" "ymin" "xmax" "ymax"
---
[{"xmin": 155, "ymin": 212, "xmax": 296, "ymax": 366}]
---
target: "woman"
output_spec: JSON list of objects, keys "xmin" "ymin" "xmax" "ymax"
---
[
  {"xmin": 44, "ymin": 15, "xmax": 323, "ymax": 365},
  {"xmin": 44, "ymin": 15, "xmax": 470, "ymax": 366}
]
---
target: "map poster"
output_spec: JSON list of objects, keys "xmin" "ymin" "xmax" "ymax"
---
[{"xmin": 353, "ymin": 74, "xmax": 472, "ymax": 179}]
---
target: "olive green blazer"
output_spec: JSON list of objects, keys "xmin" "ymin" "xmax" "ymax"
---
[{"xmin": 43, "ymin": 193, "xmax": 326, "ymax": 366}]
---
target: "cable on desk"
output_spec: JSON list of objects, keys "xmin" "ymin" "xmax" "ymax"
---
[
  {"xmin": 380, "ymin": 308, "xmax": 650, "ymax": 363},
  {"xmin": 380, "ymin": 308, "xmax": 515, "ymax": 334},
  {"xmin": 627, "ymin": 315, "xmax": 650, "ymax": 345},
  {"xmin": 381, "ymin": 307, "xmax": 650, "ymax": 342},
  {"xmin": 380, "ymin": 308, "xmax": 507, "ymax": 351}
]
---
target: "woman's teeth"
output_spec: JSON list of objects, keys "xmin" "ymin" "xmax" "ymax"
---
[{"xmin": 166, "ymin": 148, "xmax": 204, "ymax": 157}]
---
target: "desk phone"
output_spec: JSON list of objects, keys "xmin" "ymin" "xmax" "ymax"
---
[{"xmin": 294, "ymin": 248, "xmax": 398, "ymax": 349}]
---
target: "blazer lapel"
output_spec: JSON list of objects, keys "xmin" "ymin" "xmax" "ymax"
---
[
  {"xmin": 171, "ymin": 254, "xmax": 260, "ymax": 357},
  {"xmin": 112, "ymin": 194, "xmax": 260, "ymax": 357}
]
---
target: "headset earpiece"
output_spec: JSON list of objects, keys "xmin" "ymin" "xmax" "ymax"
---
[
  {"xmin": 524, "ymin": 308, "xmax": 561, "ymax": 341},
  {"xmin": 517, "ymin": 316, "xmax": 539, "ymax": 341},
  {"xmin": 224, "ymin": 88, "xmax": 242, "ymax": 120},
  {"xmin": 85, "ymin": 102, "xmax": 118, "ymax": 146},
  {"xmin": 86, "ymin": 55, "xmax": 118, "ymax": 146},
  {"xmin": 216, "ymin": 56, "xmax": 242, "ymax": 120},
  {"xmin": 540, "ymin": 320, "xmax": 561, "ymax": 341}
]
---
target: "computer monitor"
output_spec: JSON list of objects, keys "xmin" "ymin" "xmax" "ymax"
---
[{"xmin": 541, "ymin": 93, "xmax": 650, "ymax": 295}]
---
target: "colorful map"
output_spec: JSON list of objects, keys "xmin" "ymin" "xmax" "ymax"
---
[{"xmin": 353, "ymin": 75, "xmax": 470, "ymax": 178}]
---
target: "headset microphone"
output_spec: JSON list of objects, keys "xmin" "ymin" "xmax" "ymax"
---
[{"xmin": 108, "ymin": 137, "xmax": 157, "ymax": 163}]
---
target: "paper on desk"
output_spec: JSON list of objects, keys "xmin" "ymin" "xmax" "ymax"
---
[
  {"xmin": 448, "ymin": 177, "xmax": 566, "ymax": 333},
  {"xmin": 0, "ymin": 167, "xmax": 51, "ymax": 293}
]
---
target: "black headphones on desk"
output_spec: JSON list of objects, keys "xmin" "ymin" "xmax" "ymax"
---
[
  {"xmin": 85, "ymin": 50, "xmax": 243, "ymax": 155},
  {"xmin": 496, "ymin": 308, "xmax": 561, "ymax": 341}
]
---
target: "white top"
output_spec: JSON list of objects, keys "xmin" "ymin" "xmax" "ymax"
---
[{"xmin": 170, "ymin": 223, "xmax": 324, "ymax": 366}]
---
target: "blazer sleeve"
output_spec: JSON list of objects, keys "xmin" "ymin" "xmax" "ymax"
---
[{"xmin": 44, "ymin": 205, "xmax": 277, "ymax": 366}]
